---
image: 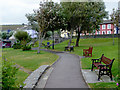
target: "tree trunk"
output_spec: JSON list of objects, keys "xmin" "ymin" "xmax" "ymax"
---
[
  {"xmin": 76, "ymin": 26, "xmax": 81, "ymax": 47},
  {"xmin": 37, "ymin": 31, "xmax": 41, "ymax": 53},
  {"xmin": 58, "ymin": 30, "xmax": 61, "ymax": 43},
  {"xmin": 52, "ymin": 30, "xmax": 54, "ymax": 49},
  {"xmin": 68, "ymin": 29, "xmax": 73, "ymax": 47}
]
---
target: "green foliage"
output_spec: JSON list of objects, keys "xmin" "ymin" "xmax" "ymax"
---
[
  {"xmin": 14, "ymin": 31, "xmax": 29, "ymax": 42},
  {"xmin": 2, "ymin": 58, "xmax": 18, "ymax": 89},
  {"xmin": 22, "ymin": 45, "xmax": 31, "ymax": 51},
  {"xmin": 14, "ymin": 31, "xmax": 32, "ymax": 50},
  {"xmin": 13, "ymin": 42, "xmax": 21, "ymax": 49},
  {"xmin": 60, "ymin": 2, "xmax": 108, "ymax": 46},
  {"xmin": 110, "ymin": 8, "xmax": 119, "ymax": 27},
  {"xmin": 1, "ymin": 32, "xmax": 7, "ymax": 39},
  {"xmin": 0, "ymin": 31, "xmax": 13, "ymax": 40},
  {"xmin": 60, "ymin": 2, "xmax": 108, "ymax": 32}
]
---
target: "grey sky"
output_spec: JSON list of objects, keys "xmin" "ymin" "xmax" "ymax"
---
[{"xmin": 0, "ymin": 0, "xmax": 119, "ymax": 25}]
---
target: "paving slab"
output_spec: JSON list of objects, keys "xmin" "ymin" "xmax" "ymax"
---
[
  {"xmin": 81, "ymin": 69, "xmax": 102, "ymax": 83},
  {"xmin": 95, "ymin": 70, "xmax": 115, "ymax": 82},
  {"xmin": 81, "ymin": 69, "xmax": 115, "ymax": 83}
]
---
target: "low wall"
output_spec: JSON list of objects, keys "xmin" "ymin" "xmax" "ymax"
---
[{"xmin": 73, "ymin": 34, "xmax": 119, "ymax": 39}]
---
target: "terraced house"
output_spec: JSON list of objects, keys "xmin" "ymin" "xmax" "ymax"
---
[{"xmin": 95, "ymin": 20, "xmax": 115, "ymax": 35}]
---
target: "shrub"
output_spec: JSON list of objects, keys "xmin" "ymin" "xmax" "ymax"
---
[
  {"xmin": 2, "ymin": 58, "xmax": 18, "ymax": 89},
  {"xmin": 13, "ymin": 42, "xmax": 21, "ymax": 49},
  {"xmin": 14, "ymin": 31, "xmax": 29, "ymax": 42},
  {"xmin": 22, "ymin": 45, "xmax": 31, "ymax": 51}
]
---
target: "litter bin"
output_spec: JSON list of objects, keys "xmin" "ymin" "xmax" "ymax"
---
[{"xmin": 47, "ymin": 42, "xmax": 50, "ymax": 45}]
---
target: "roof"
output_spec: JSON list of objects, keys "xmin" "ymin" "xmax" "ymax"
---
[
  {"xmin": 0, "ymin": 24, "xmax": 23, "ymax": 31},
  {"xmin": 102, "ymin": 20, "xmax": 114, "ymax": 24}
]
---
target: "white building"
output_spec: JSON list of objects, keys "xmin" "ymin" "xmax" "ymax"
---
[{"xmin": 24, "ymin": 29, "xmax": 38, "ymax": 38}]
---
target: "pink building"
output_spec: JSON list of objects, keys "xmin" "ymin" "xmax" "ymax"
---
[
  {"xmin": 95, "ymin": 20, "xmax": 114, "ymax": 35},
  {"xmin": 80, "ymin": 20, "xmax": 115, "ymax": 36}
]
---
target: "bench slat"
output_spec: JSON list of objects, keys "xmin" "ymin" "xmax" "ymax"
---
[{"xmin": 101, "ymin": 56, "xmax": 112, "ymax": 65}]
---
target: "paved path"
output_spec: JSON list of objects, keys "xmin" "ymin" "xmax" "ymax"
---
[{"xmin": 44, "ymin": 53, "xmax": 89, "ymax": 88}]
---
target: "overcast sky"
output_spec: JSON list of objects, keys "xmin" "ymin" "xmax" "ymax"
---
[{"xmin": 0, "ymin": 0, "xmax": 119, "ymax": 25}]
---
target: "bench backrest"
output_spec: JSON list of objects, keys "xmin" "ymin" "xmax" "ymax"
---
[
  {"xmin": 101, "ymin": 54, "xmax": 115, "ymax": 68},
  {"xmin": 88, "ymin": 47, "xmax": 93, "ymax": 53}
]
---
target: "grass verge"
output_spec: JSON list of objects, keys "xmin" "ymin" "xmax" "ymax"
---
[{"xmin": 2, "ymin": 48, "xmax": 59, "ymax": 87}]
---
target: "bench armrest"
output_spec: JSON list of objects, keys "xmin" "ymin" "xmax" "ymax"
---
[
  {"xmin": 98, "ymin": 64, "xmax": 110, "ymax": 68},
  {"xmin": 91, "ymin": 58, "xmax": 101, "ymax": 63}
]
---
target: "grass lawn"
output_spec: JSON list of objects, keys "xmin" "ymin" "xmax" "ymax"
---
[
  {"xmin": 33, "ymin": 40, "xmax": 53, "ymax": 48},
  {"xmin": 53, "ymin": 38, "xmax": 118, "ymax": 88},
  {"xmin": 2, "ymin": 48, "xmax": 59, "ymax": 87},
  {"xmin": 88, "ymin": 82, "xmax": 118, "ymax": 88}
]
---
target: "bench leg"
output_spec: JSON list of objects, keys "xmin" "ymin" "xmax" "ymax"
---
[
  {"xmin": 64, "ymin": 48, "xmax": 66, "ymax": 51},
  {"xmin": 98, "ymin": 70, "xmax": 101, "ymax": 81},
  {"xmin": 91, "ymin": 64, "xmax": 94, "ymax": 71},
  {"xmin": 109, "ymin": 71, "xmax": 113, "ymax": 81},
  {"xmin": 90, "ymin": 53, "xmax": 92, "ymax": 57},
  {"xmin": 98, "ymin": 75, "xmax": 100, "ymax": 81}
]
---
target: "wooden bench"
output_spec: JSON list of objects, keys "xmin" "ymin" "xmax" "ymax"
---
[
  {"xmin": 64, "ymin": 46, "xmax": 74, "ymax": 52},
  {"xmin": 91, "ymin": 54, "xmax": 115, "ymax": 81},
  {"xmin": 83, "ymin": 47, "xmax": 93, "ymax": 57}
]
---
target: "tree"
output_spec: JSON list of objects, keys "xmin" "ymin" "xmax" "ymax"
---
[
  {"xmin": 110, "ymin": 8, "xmax": 119, "ymax": 45},
  {"xmin": 0, "ymin": 31, "xmax": 13, "ymax": 40},
  {"xmin": 110, "ymin": 8, "xmax": 119, "ymax": 26},
  {"xmin": 26, "ymin": 1, "xmax": 65, "ymax": 52},
  {"xmin": 60, "ymin": 2, "xmax": 79, "ymax": 46},
  {"xmin": 60, "ymin": 1, "xmax": 108, "ymax": 46},
  {"xmin": 14, "ymin": 31, "xmax": 30, "ymax": 46},
  {"xmin": 34, "ymin": 1, "xmax": 57, "ymax": 53},
  {"xmin": 76, "ymin": 1, "xmax": 108, "ymax": 46},
  {"xmin": 44, "ymin": 2, "xmax": 66, "ymax": 49},
  {"xmin": 25, "ymin": 13, "xmax": 39, "ymax": 32},
  {"xmin": 110, "ymin": 8, "xmax": 119, "ymax": 31}
]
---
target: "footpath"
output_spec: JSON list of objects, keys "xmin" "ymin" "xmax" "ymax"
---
[{"xmin": 24, "ymin": 49, "xmax": 114, "ymax": 89}]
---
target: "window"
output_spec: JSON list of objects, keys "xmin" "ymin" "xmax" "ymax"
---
[
  {"xmin": 107, "ymin": 31, "xmax": 111, "ymax": 34},
  {"xmin": 102, "ymin": 31, "xmax": 106, "ymax": 34},
  {"xmin": 97, "ymin": 31, "xmax": 100, "ymax": 35},
  {"xmin": 107, "ymin": 24, "xmax": 111, "ymax": 29},
  {"xmin": 102, "ymin": 25, "xmax": 106, "ymax": 29},
  {"xmin": 98, "ymin": 25, "xmax": 100, "ymax": 30}
]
